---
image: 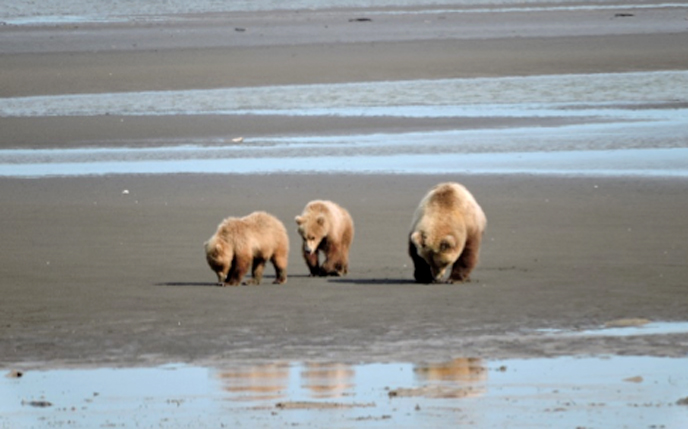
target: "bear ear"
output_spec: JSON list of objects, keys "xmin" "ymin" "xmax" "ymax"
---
[
  {"xmin": 316, "ymin": 215, "xmax": 325, "ymax": 226},
  {"xmin": 410, "ymin": 231, "xmax": 424, "ymax": 248},
  {"xmin": 440, "ymin": 235, "xmax": 456, "ymax": 252},
  {"xmin": 295, "ymin": 215, "xmax": 304, "ymax": 225}
]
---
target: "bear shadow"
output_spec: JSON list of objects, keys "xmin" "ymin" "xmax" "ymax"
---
[
  {"xmin": 327, "ymin": 278, "xmax": 416, "ymax": 285},
  {"xmin": 155, "ymin": 282, "xmax": 218, "ymax": 287},
  {"xmin": 156, "ymin": 274, "xmax": 315, "ymax": 288}
]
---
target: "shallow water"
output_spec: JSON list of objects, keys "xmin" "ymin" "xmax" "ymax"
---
[
  {"xmin": 2, "ymin": 0, "xmax": 685, "ymax": 25},
  {"xmin": 3, "ymin": 72, "xmax": 686, "ymax": 117},
  {"xmin": 2, "ymin": 356, "xmax": 687, "ymax": 428},
  {"xmin": 540, "ymin": 321, "xmax": 688, "ymax": 337},
  {"xmin": 1, "ymin": 72, "xmax": 686, "ymax": 178},
  {"xmin": 2, "ymin": 147, "xmax": 688, "ymax": 178}
]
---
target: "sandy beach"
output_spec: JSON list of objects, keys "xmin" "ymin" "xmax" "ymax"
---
[{"xmin": 1, "ymin": 1, "xmax": 687, "ymax": 426}]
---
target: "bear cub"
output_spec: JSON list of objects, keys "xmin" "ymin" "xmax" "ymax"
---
[
  {"xmin": 205, "ymin": 211, "xmax": 289, "ymax": 286},
  {"xmin": 409, "ymin": 182, "xmax": 487, "ymax": 284},
  {"xmin": 295, "ymin": 200, "xmax": 354, "ymax": 277}
]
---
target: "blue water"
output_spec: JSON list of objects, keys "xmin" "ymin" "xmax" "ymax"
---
[
  {"xmin": 540, "ymin": 322, "xmax": 688, "ymax": 337},
  {"xmin": 3, "ymin": 72, "xmax": 686, "ymax": 117},
  {"xmin": 2, "ymin": 357, "xmax": 687, "ymax": 428},
  {"xmin": 2, "ymin": 147, "xmax": 687, "ymax": 178},
  {"xmin": 1, "ymin": 71, "xmax": 687, "ymax": 178}
]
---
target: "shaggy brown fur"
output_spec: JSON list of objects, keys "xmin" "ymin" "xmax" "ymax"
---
[
  {"xmin": 205, "ymin": 211, "xmax": 289, "ymax": 286},
  {"xmin": 409, "ymin": 182, "xmax": 487, "ymax": 284},
  {"xmin": 295, "ymin": 200, "xmax": 354, "ymax": 277}
]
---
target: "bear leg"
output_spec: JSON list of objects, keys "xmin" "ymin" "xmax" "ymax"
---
[
  {"xmin": 271, "ymin": 252, "xmax": 288, "ymax": 284},
  {"xmin": 270, "ymin": 248, "xmax": 289, "ymax": 285},
  {"xmin": 245, "ymin": 258, "xmax": 266, "ymax": 285},
  {"xmin": 339, "ymin": 242, "xmax": 350, "ymax": 275},
  {"xmin": 226, "ymin": 257, "xmax": 250, "ymax": 286},
  {"xmin": 408, "ymin": 239, "xmax": 434, "ymax": 284},
  {"xmin": 448, "ymin": 236, "xmax": 481, "ymax": 283},
  {"xmin": 302, "ymin": 247, "xmax": 320, "ymax": 276},
  {"xmin": 321, "ymin": 243, "xmax": 346, "ymax": 276}
]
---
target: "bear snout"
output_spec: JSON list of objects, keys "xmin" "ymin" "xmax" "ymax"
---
[{"xmin": 431, "ymin": 264, "xmax": 449, "ymax": 281}]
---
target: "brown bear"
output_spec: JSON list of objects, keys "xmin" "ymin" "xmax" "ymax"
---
[
  {"xmin": 408, "ymin": 182, "xmax": 487, "ymax": 284},
  {"xmin": 204, "ymin": 211, "xmax": 289, "ymax": 286},
  {"xmin": 295, "ymin": 200, "xmax": 354, "ymax": 277}
]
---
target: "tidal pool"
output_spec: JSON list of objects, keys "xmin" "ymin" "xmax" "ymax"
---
[{"xmin": 2, "ymin": 356, "xmax": 687, "ymax": 428}]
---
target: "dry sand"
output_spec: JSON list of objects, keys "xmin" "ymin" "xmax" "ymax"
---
[{"xmin": 1, "ymin": 5, "xmax": 688, "ymax": 370}]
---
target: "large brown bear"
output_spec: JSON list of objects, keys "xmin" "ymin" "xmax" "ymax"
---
[
  {"xmin": 409, "ymin": 182, "xmax": 487, "ymax": 284},
  {"xmin": 295, "ymin": 200, "xmax": 354, "ymax": 277},
  {"xmin": 204, "ymin": 211, "xmax": 289, "ymax": 286}
]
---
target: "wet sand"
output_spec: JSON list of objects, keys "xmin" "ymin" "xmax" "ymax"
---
[
  {"xmin": 1, "ymin": 174, "xmax": 687, "ymax": 368},
  {"xmin": 1, "ymin": 3, "xmax": 688, "ymax": 369},
  {"xmin": 2, "ymin": 5, "xmax": 688, "ymax": 427}
]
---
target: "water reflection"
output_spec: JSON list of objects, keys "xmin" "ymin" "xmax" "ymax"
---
[
  {"xmin": 414, "ymin": 357, "xmax": 486, "ymax": 383},
  {"xmin": 217, "ymin": 362, "xmax": 289, "ymax": 401},
  {"xmin": 301, "ymin": 363, "xmax": 354, "ymax": 398},
  {"xmin": 217, "ymin": 359, "xmax": 488, "ymax": 403},
  {"xmin": 216, "ymin": 362, "xmax": 357, "ymax": 401},
  {"xmin": 2, "ymin": 356, "xmax": 687, "ymax": 428},
  {"xmin": 391, "ymin": 357, "xmax": 488, "ymax": 399}
]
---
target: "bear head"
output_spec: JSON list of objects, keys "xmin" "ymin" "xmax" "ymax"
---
[
  {"xmin": 295, "ymin": 214, "xmax": 328, "ymax": 255},
  {"xmin": 204, "ymin": 238, "xmax": 230, "ymax": 283},
  {"xmin": 410, "ymin": 231, "xmax": 461, "ymax": 281}
]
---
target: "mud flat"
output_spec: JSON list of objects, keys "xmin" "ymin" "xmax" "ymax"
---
[
  {"xmin": 1, "ymin": 173, "xmax": 687, "ymax": 367},
  {"xmin": 1, "ymin": 2, "xmax": 687, "ymax": 427}
]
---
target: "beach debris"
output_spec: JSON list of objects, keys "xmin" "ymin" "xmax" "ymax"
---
[
  {"xmin": 6, "ymin": 370, "xmax": 23, "ymax": 378},
  {"xmin": 22, "ymin": 400, "xmax": 52, "ymax": 408},
  {"xmin": 232, "ymin": 137, "xmax": 244, "ymax": 143},
  {"xmin": 354, "ymin": 415, "xmax": 391, "ymax": 421},
  {"xmin": 389, "ymin": 385, "xmax": 481, "ymax": 399},
  {"xmin": 349, "ymin": 18, "xmax": 372, "ymax": 22},
  {"xmin": 623, "ymin": 376, "xmax": 643, "ymax": 383},
  {"xmin": 235, "ymin": 27, "xmax": 246, "ymax": 32},
  {"xmin": 614, "ymin": 13, "xmax": 634, "ymax": 18},
  {"xmin": 122, "ymin": 189, "xmax": 130, "ymax": 195},
  {"xmin": 276, "ymin": 401, "xmax": 374, "ymax": 410},
  {"xmin": 677, "ymin": 397, "xmax": 688, "ymax": 406}
]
